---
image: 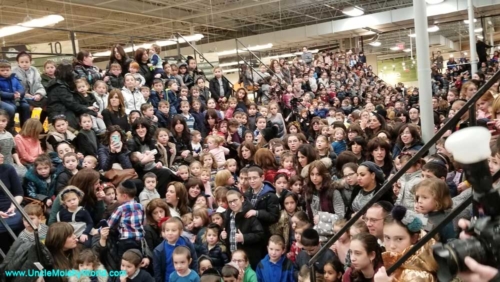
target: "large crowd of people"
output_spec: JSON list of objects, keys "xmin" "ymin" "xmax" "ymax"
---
[{"xmin": 0, "ymin": 42, "xmax": 497, "ymax": 282}]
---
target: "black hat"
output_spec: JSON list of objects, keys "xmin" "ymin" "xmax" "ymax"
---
[
  {"xmin": 261, "ymin": 126, "xmax": 278, "ymax": 143},
  {"xmin": 121, "ymin": 179, "xmax": 136, "ymax": 190},
  {"xmin": 360, "ymin": 161, "xmax": 385, "ymax": 184}
]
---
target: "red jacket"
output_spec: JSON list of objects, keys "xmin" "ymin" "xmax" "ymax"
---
[{"xmin": 264, "ymin": 169, "xmax": 278, "ymax": 183}]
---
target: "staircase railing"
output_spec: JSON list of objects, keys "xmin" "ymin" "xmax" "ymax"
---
[
  {"xmin": 175, "ymin": 33, "xmax": 235, "ymax": 95},
  {"xmin": 308, "ymin": 68, "xmax": 500, "ymax": 282}
]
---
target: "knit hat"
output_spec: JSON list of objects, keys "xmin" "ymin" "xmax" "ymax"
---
[
  {"xmin": 261, "ymin": 126, "xmax": 278, "ymax": 143},
  {"xmin": 360, "ymin": 161, "xmax": 385, "ymax": 184},
  {"xmin": 59, "ymin": 186, "xmax": 84, "ymax": 202},
  {"xmin": 391, "ymin": 205, "xmax": 423, "ymax": 233}
]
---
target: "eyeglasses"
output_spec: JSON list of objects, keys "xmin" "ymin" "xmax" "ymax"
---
[
  {"xmin": 228, "ymin": 199, "xmax": 240, "ymax": 205},
  {"xmin": 343, "ymin": 172, "xmax": 357, "ymax": 179},
  {"xmin": 363, "ymin": 217, "xmax": 384, "ymax": 224}
]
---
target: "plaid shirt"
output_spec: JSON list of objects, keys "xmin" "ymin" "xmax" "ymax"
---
[
  {"xmin": 229, "ymin": 213, "xmax": 237, "ymax": 253},
  {"xmin": 107, "ymin": 199, "xmax": 145, "ymax": 240}
]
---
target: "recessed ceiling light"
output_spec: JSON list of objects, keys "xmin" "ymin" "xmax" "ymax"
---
[
  {"xmin": 403, "ymin": 48, "xmax": 411, "ymax": 52},
  {"xmin": 475, "ymin": 28, "xmax": 483, "ymax": 32},
  {"xmin": 428, "ymin": 25, "xmax": 440, "ymax": 32},
  {"xmin": 426, "ymin": 0, "xmax": 444, "ymax": 4},
  {"xmin": 464, "ymin": 19, "xmax": 477, "ymax": 24},
  {"xmin": 390, "ymin": 46, "xmax": 400, "ymax": 51},
  {"xmin": 369, "ymin": 41, "xmax": 381, "ymax": 47},
  {"xmin": 342, "ymin": 6, "xmax": 364, "ymax": 17}
]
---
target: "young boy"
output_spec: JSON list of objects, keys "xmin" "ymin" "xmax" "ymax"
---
[
  {"xmin": 150, "ymin": 78, "xmax": 166, "ymax": 109},
  {"xmin": 82, "ymin": 155, "xmax": 98, "ymax": 170},
  {"xmin": 0, "ymin": 59, "xmax": 29, "ymax": 127},
  {"xmin": 73, "ymin": 114, "xmax": 99, "ymax": 157},
  {"xmin": 141, "ymin": 103, "xmax": 159, "ymax": 127},
  {"xmin": 178, "ymin": 86, "xmax": 190, "ymax": 111},
  {"xmin": 107, "ymin": 180, "xmax": 145, "ymax": 259},
  {"xmin": 238, "ymin": 168, "xmax": 249, "ymax": 194},
  {"xmin": 227, "ymin": 118, "xmax": 242, "ymax": 147},
  {"xmin": 177, "ymin": 165, "xmax": 190, "ymax": 182},
  {"xmin": 247, "ymin": 103, "xmax": 259, "ymax": 132},
  {"xmin": 222, "ymin": 189, "xmax": 265, "ymax": 269},
  {"xmin": 166, "ymin": 80, "xmax": 179, "ymax": 115},
  {"xmin": 189, "ymin": 86, "xmax": 206, "ymax": 109},
  {"xmin": 256, "ymin": 235, "xmax": 295, "ymax": 282},
  {"xmin": 191, "ymin": 130, "xmax": 202, "ymax": 156},
  {"xmin": 140, "ymin": 86, "xmax": 151, "ymax": 104},
  {"xmin": 190, "ymin": 99, "xmax": 205, "ymax": 135},
  {"xmin": 139, "ymin": 172, "xmax": 160, "ymax": 206},
  {"xmin": 55, "ymin": 152, "xmax": 79, "ymax": 195},
  {"xmin": 149, "ymin": 44, "xmax": 165, "ymax": 77},
  {"xmin": 170, "ymin": 246, "xmax": 200, "ymax": 281},
  {"xmin": 221, "ymin": 264, "xmax": 241, "ymax": 282},
  {"xmin": 129, "ymin": 62, "xmax": 145, "ymax": 87},
  {"xmin": 24, "ymin": 154, "xmax": 57, "ymax": 206},
  {"xmin": 213, "ymin": 186, "xmax": 228, "ymax": 213},
  {"xmin": 107, "ymin": 63, "xmax": 124, "ymax": 90},
  {"xmin": 156, "ymin": 101, "xmax": 172, "ymax": 129},
  {"xmin": 294, "ymin": 228, "xmax": 336, "ymax": 281},
  {"xmin": 180, "ymin": 100, "xmax": 196, "ymax": 132}
]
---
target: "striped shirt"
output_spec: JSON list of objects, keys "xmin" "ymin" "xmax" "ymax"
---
[
  {"xmin": 107, "ymin": 199, "xmax": 145, "ymax": 240},
  {"xmin": 182, "ymin": 113, "xmax": 196, "ymax": 132}
]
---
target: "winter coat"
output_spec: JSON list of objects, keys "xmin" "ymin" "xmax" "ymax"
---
[
  {"xmin": 121, "ymin": 86, "xmax": 146, "ymax": 114},
  {"xmin": 46, "ymin": 79, "xmax": 96, "ymax": 129},
  {"xmin": 137, "ymin": 61, "xmax": 153, "ymax": 86},
  {"xmin": 269, "ymin": 210, "xmax": 292, "ymax": 250},
  {"xmin": 92, "ymin": 91, "xmax": 109, "ymax": 113},
  {"xmin": 155, "ymin": 111, "xmax": 172, "ymax": 130},
  {"xmin": 106, "ymin": 58, "xmax": 132, "ymax": 77},
  {"xmin": 204, "ymin": 242, "xmax": 229, "ymax": 272},
  {"xmin": 106, "ymin": 74, "xmax": 124, "ymax": 90},
  {"xmin": 73, "ymin": 130, "xmax": 98, "ymax": 157},
  {"xmin": 0, "ymin": 241, "xmax": 56, "ymax": 282},
  {"xmin": 68, "ymin": 264, "xmax": 108, "ymax": 282},
  {"xmin": 144, "ymin": 224, "xmax": 163, "ymax": 253},
  {"xmin": 153, "ymin": 236, "xmax": 198, "ymax": 282},
  {"xmin": 55, "ymin": 168, "xmax": 74, "ymax": 195},
  {"xmin": 243, "ymin": 181, "xmax": 280, "ymax": 235},
  {"xmin": 392, "ymin": 142, "xmax": 424, "ymax": 159},
  {"xmin": 12, "ymin": 66, "xmax": 46, "ymax": 96},
  {"xmin": 74, "ymin": 62, "xmax": 103, "ymax": 87},
  {"xmin": 382, "ymin": 231, "xmax": 437, "ymax": 282},
  {"xmin": 41, "ymin": 73, "xmax": 54, "ymax": 89},
  {"xmin": 224, "ymin": 200, "xmax": 265, "ymax": 269},
  {"xmin": 48, "ymin": 192, "xmax": 105, "ymax": 226},
  {"xmin": 0, "ymin": 73, "xmax": 25, "ymax": 102},
  {"xmin": 256, "ymin": 254, "xmax": 295, "ymax": 282},
  {"xmin": 396, "ymin": 170, "xmax": 422, "ymax": 211},
  {"xmin": 209, "ymin": 77, "xmax": 231, "ymax": 101},
  {"xmin": 97, "ymin": 145, "xmax": 133, "ymax": 171},
  {"xmin": 45, "ymin": 130, "xmax": 77, "ymax": 153},
  {"xmin": 23, "ymin": 166, "xmax": 57, "ymax": 200},
  {"xmin": 156, "ymin": 142, "xmax": 176, "ymax": 168}
]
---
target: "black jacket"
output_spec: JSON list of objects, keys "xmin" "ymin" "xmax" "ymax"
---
[
  {"xmin": 107, "ymin": 74, "xmax": 125, "ymax": 90},
  {"xmin": 144, "ymin": 224, "xmax": 163, "ymax": 253},
  {"xmin": 224, "ymin": 201, "xmax": 265, "ymax": 269},
  {"xmin": 243, "ymin": 182, "xmax": 280, "ymax": 234},
  {"xmin": 127, "ymin": 136, "xmax": 161, "ymax": 171},
  {"xmin": 204, "ymin": 242, "xmax": 229, "ymax": 272},
  {"xmin": 73, "ymin": 130, "xmax": 98, "ymax": 157},
  {"xmin": 97, "ymin": 145, "xmax": 133, "ymax": 171},
  {"xmin": 46, "ymin": 79, "xmax": 95, "ymax": 129},
  {"xmin": 209, "ymin": 77, "xmax": 232, "ymax": 101}
]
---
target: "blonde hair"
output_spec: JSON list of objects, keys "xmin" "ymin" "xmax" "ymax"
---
[
  {"xmin": 413, "ymin": 178, "xmax": 452, "ymax": 211},
  {"xmin": 214, "ymin": 170, "xmax": 232, "ymax": 187},
  {"xmin": 20, "ymin": 118, "xmax": 43, "ymax": 139},
  {"xmin": 199, "ymin": 152, "xmax": 217, "ymax": 169},
  {"xmin": 225, "ymin": 158, "xmax": 237, "ymax": 167}
]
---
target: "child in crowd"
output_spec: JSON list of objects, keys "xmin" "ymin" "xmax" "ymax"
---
[
  {"xmin": 331, "ymin": 127, "xmax": 347, "ymax": 155},
  {"xmin": 0, "ymin": 59, "xmax": 29, "ymax": 127},
  {"xmin": 202, "ymin": 223, "xmax": 229, "ymax": 272},
  {"xmin": 191, "ymin": 130, "xmax": 203, "ymax": 156},
  {"xmin": 153, "ymin": 217, "xmax": 198, "ymax": 282},
  {"xmin": 181, "ymin": 213, "xmax": 196, "ymax": 242},
  {"xmin": 166, "ymin": 80, "xmax": 179, "ymax": 115},
  {"xmin": 75, "ymin": 79, "xmax": 106, "ymax": 134},
  {"xmin": 69, "ymin": 249, "xmax": 108, "ymax": 282},
  {"xmin": 107, "ymin": 63, "xmax": 125, "ymax": 90},
  {"xmin": 23, "ymin": 154, "xmax": 57, "ymax": 206},
  {"xmin": 121, "ymin": 249, "xmax": 155, "ymax": 282},
  {"xmin": 414, "ymin": 178, "xmax": 456, "ymax": 243},
  {"xmin": 14, "ymin": 118, "xmax": 43, "ymax": 166},
  {"xmin": 139, "ymin": 172, "xmax": 160, "ymax": 206},
  {"xmin": 150, "ymin": 79, "xmax": 166, "ymax": 109},
  {"xmin": 56, "ymin": 186, "xmax": 94, "ymax": 245},
  {"xmin": 180, "ymin": 100, "xmax": 196, "ymax": 132},
  {"xmin": 141, "ymin": 103, "xmax": 159, "ymax": 126},
  {"xmin": 149, "ymin": 44, "xmax": 165, "ymax": 78},
  {"xmin": 107, "ymin": 180, "xmax": 145, "ymax": 259},
  {"xmin": 122, "ymin": 73, "xmax": 146, "ymax": 114},
  {"xmin": 256, "ymin": 235, "xmax": 295, "ymax": 282},
  {"xmin": 323, "ymin": 257, "xmax": 344, "ymax": 282},
  {"xmin": 46, "ymin": 115, "xmax": 76, "ymax": 153},
  {"xmin": 92, "ymin": 80, "xmax": 109, "ymax": 115},
  {"xmin": 74, "ymin": 114, "xmax": 99, "ymax": 156},
  {"xmin": 226, "ymin": 158, "xmax": 238, "ymax": 183},
  {"xmin": 55, "ymin": 152, "xmax": 79, "ymax": 194},
  {"xmin": 231, "ymin": 250, "xmax": 257, "ymax": 282},
  {"xmin": 129, "ymin": 62, "xmax": 146, "ymax": 87},
  {"xmin": 278, "ymin": 151, "xmax": 297, "ymax": 177},
  {"xmin": 156, "ymin": 128, "xmax": 176, "ymax": 168},
  {"xmin": 156, "ymin": 101, "xmax": 172, "ymax": 131},
  {"xmin": 395, "ymin": 151, "xmax": 423, "ymax": 210},
  {"xmin": 295, "ymin": 229, "xmax": 336, "ymax": 281},
  {"xmin": 170, "ymin": 246, "xmax": 201, "ymax": 282}
]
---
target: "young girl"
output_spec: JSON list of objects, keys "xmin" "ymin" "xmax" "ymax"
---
[
  {"xmin": 75, "ymin": 79, "xmax": 106, "ymax": 134},
  {"xmin": 14, "ymin": 118, "xmax": 43, "ymax": 166},
  {"xmin": 55, "ymin": 152, "xmax": 80, "ymax": 194},
  {"xmin": 316, "ymin": 135, "xmax": 336, "ymax": 162},
  {"xmin": 205, "ymin": 98, "xmax": 223, "ymax": 120},
  {"xmin": 287, "ymin": 214, "xmax": 311, "ymax": 263},
  {"xmin": 254, "ymin": 116, "xmax": 268, "ymax": 144},
  {"xmin": 288, "ymin": 175, "xmax": 303, "ymax": 196},
  {"xmin": 56, "ymin": 186, "xmax": 93, "ymax": 246},
  {"xmin": 206, "ymin": 135, "xmax": 229, "ymax": 168},
  {"xmin": 210, "ymin": 212, "xmax": 224, "ymax": 229},
  {"xmin": 373, "ymin": 206, "xmax": 437, "ymax": 282},
  {"xmin": 476, "ymin": 90, "xmax": 494, "ymax": 119},
  {"xmin": 92, "ymin": 80, "xmax": 109, "ymax": 117},
  {"xmin": 0, "ymin": 110, "xmax": 25, "ymax": 176},
  {"xmin": 331, "ymin": 219, "xmax": 351, "ymax": 269},
  {"xmin": 153, "ymin": 217, "xmax": 198, "ymax": 282},
  {"xmin": 69, "ymin": 249, "xmax": 107, "ymax": 282},
  {"xmin": 231, "ymin": 250, "xmax": 258, "ymax": 282},
  {"xmin": 331, "ymin": 127, "xmax": 347, "ymax": 155},
  {"xmin": 343, "ymin": 233, "xmax": 383, "ymax": 282},
  {"xmin": 121, "ymin": 73, "xmax": 146, "ymax": 115},
  {"xmin": 273, "ymin": 173, "xmax": 289, "ymax": 197},
  {"xmin": 121, "ymin": 249, "xmax": 154, "ymax": 282},
  {"xmin": 189, "ymin": 161, "xmax": 202, "ymax": 178},
  {"xmin": 198, "ymin": 255, "xmax": 214, "ymax": 276},
  {"xmin": 226, "ymin": 158, "xmax": 238, "ymax": 183},
  {"xmin": 155, "ymin": 128, "xmax": 176, "ymax": 168},
  {"xmin": 200, "ymin": 152, "xmax": 218, "ymax": 186},
  {"xmin": 270, "ymin": 192, "xmax": 299, "ymax": 251},
  {"xmin": 395, "ymin": 151, "xmax": 423, "ymax": 210},
  {"xmin": 278, "ymin": 151, "xmax": 297, "ymax": 177},
  {"xmin": 268, "ymin": 101, "xmax": 287, "ymax": 137},
  {"xmin": 214, "ymin": 169, "xmax": 236, "ymax": 189},
  {"xmin": 323, "ymin": 256, "xmax": 344, "ymax": 282},
  {"xmin": 225, "ymin": 97, "xmax": 237, "ymax": 119},
  {"xmin": 203, "ymin": 223, "xmax": 229, "ymax": 272},
  {"xmin": 235, "ymin": 88, "xmax": 250, "ymax": 113},
  {"xmin": 414, "ymin": 178, "xmax": 456, "ymax": 243}
]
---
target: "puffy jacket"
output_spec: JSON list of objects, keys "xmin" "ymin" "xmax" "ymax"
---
[
  {"xmin": 203, "ymin": 242, "xmax": 229, "ymax": 271},
  {"xmin": 46, "ymin": 79, "xmax": 95, "ymax": 129},
  {"xmin": 121, "ymin": 86, "xmax": 145, "ymax": 114},
  {"xmin": 97, "ymin": 145, "xmax": 133, "ymax": 171},
  {"xmin": 396, "ymin": 170, "xmax": 422, "ymax": 210},
  {"xmin": 243, "ymin": 181, "xmax": 280, "ymax": 231},
  {"xmin": 0, "ymin": 73, "xmax": 24, "ymax": 101},
  {"xmin": 12, "ymin": 66, "xmax": 46, "ymax": 96},
  {"xmin": 106, "ymin": 74, "xmax": 124, "ymax": 90},
  {"xmin": 74, "ymin": 62, "xmax": 103, "ymax": 87},
  {"xmin": 23, "ymin": 166, "xmax": 57, "ymax": 200}
]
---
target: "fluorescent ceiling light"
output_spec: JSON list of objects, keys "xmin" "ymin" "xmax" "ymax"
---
[
  {"xmin": 222, "ymin": 68, "xmax": 239, "ymax": 74},
  {"xmin": 94, "ymin": 34, "xmax": 204, "ymax": 57},
  {"xmin": 369, "ymin": 41, "xmax": 381, "ymax": 47},
  {"xmin": 219, "ymin": 61, "xmax": 244, "ymax": 67},
  {"xmin": 464, "ymin": 19, "xmax": 477, "ymax": 24},
  {"xmin": 266, "ymin": 53, "xmax": 295, "ymax": 60},
  {"xmin": 477, "ymin": 35, "xmax": 484, "ymax": 39},
  {"xmin": 390, "ymin": 46, "xmax": 400, "ymax": 51},
  {"xmin": 475, "ymin": 28, "xmax": 483, "ymax": 32},
  {"xmin": 403, "ymin": 48, "xmax": 411, "ymax": 52},
  {"xmin": 217, "ymin": 43, "xmax": 273, "ymax": 56},
  {"xmin": 428, "ymin": 25, "xmax": 440, "ymax": 32},
  {"xmin": 294, "ymin": 49, "xmax": 319, "ymax": 55},
  {"xmin": 342, "ymin": 6, "xmax": 364, "ymax": 17},
  {"xmin": 0, "ymin": 15, "xmax": 64, "ymax": 38},
  {"xmin": 408, "ymin": 33, "xmax": 416, "ymax": 38},
  {"xmin": 464, "ymin": 52, "xmax": 468, "ymax": 55},
  {"xmin": 426, "ymin": 0, "xmax": 444, "ymax": 4}
]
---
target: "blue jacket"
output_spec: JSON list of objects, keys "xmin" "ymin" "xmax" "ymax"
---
[
  {"xmin": 153, "ymin": 236, "xmax": 198, "ymax": 282},
  {"xmin": 149, "ymin": 90, "xmax": 164, "ymax": 109},
  {"xmin": 331, "ymin": 140, "xmax": 347, "ymax": 156},
  {"xmin": 0, "ymin": 73, "xmax": 25, "ymax": 101},
  {"xmin": 256, "ymin": 254, "xmax": 295, "ymax": 282},
  {"xmin": 23, "ymin": 166, "xmax": 57, "ymax": 200},
  {"xmin": 166, "ymin": 89, "xmax": 178, "ymax": 114},
  {"xmin": 392, "ymin": 142, "xmax": 424, "ymax": 159},
  {"xmin": 314, "ymin": 108, "xmax": 328, "ymax": 119}
]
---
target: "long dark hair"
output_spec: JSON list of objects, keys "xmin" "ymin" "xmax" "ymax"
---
[
  {"xmin": 350, "ymin": 233, "xmax": 383, "ymax": 282},
  {"xmin": 132, "ymin": 117, "xmax": 155, "ymax": 141},
  {"xmin": 171, "ymin": 115, "xmax": 191, "ymax": 143},
  {"xmin": 297, "ymin": 144, "xmax": 318, "ymax": 171},
  {"xmin": 109, "ymin": 44, "xmax": 128, "ymax": 65},
  {"xmin": 134, "ymin": 48, "xmax": 148, "ymax": 64},
  {"xmin": 55, "ymin": 62, "xmax": 76, "ymax": 90}
]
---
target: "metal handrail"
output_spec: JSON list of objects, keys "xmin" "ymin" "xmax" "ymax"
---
[
  {"xmin": 175, "ymin": 33, "xmax": 235, "ymax": 92},
  {"xmin": 308, "ymin": 68, "xmax": 500, "ymax": 281}
]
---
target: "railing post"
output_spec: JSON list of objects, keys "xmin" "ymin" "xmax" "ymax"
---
[
  {"xmin": 310, "ymin": 265, "xmax": 317, "ymax": 282},
  {"xmin": 70, "ymin": 31, "xmax": 77, "ymax": 57},
  {"xmin": 468, "ymin": 0, "xmax": 478, "ymax": 74}
]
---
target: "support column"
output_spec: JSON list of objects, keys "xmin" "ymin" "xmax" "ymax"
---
[
  {"xmin": 413, "ymin": 0, "xmax": 434, "ymax": 148},
  {"xmin": 490, "ymin": 21, "xmax": 495, "ymax": 55},
  {"xmin": 468, "ymin": 0, "xmax": 478, "ymax": 73}
]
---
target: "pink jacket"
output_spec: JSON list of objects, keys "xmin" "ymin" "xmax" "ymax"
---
[{"xmin": 14, "ymin": 135, "xmax": 43, "ymax": 164}]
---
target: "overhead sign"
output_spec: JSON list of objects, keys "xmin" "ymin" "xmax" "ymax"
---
[{"xmin": 1, "ymin": 40, "xmax": 78, "ymax": 60}]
